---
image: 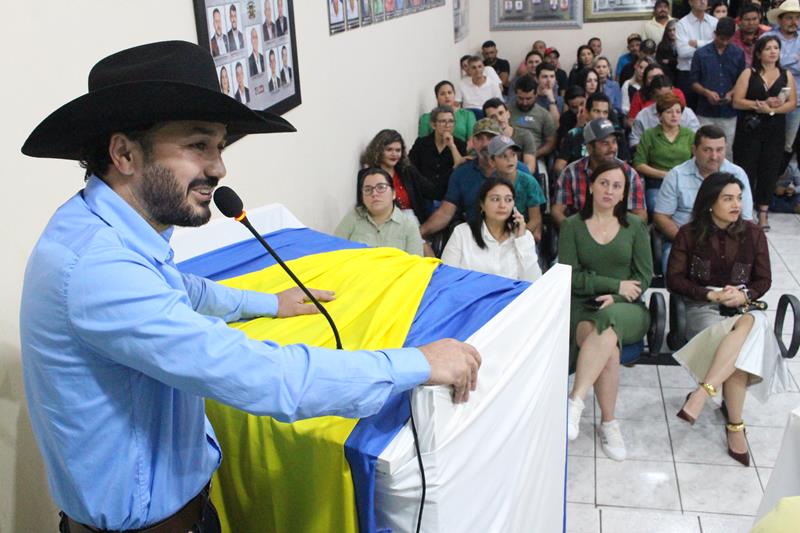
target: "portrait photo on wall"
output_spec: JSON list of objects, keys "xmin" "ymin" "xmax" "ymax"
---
[
  {"xmin": 194, "ymin": 0, "xmax": 301, "ymax": 115},
  {"xmin": 329, "ymin": 0, "xmax": 346, "ymax": 33},
  {"xmin": 584, "ymin": 0, "xmax": 654, "ymax": 21},
  {"xmin": 360, "ymin": 0, "xmax": 373, "ymax": 25},
  {"xmin": 491, "ymin": 0, "xmax": 582, "ymax": 29},
  {"xmin": 345, "ymin": 0, "xmax": 361, "ymax": 29}
]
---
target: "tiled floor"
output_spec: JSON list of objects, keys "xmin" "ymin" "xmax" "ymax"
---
[{"xmin": 565, "ymin": 213, "xmax": 800, "ymax": 533}]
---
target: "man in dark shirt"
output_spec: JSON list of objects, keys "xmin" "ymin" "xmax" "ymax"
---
[
  {"xmin": 545, "ymin": 48, "xmax": 568, "ymax": 97},
  {"xmin": 481, "ymin": 40, "xmax": 511, "ymax": 95},
  {"xmin": 409, "ymin": 105, "xmax": 468, "ymax": 202},
  {"xmin": 690, "ymin": 16, "xmax": 743, "ymax": 160},
  {"xmin": 554, "ymin": 93, "xmax": 613, "ymax": 176}
]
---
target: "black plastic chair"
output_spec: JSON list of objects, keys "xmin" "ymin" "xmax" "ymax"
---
[
  {"xmin": 667, "ymin": 292, "xmax": 800, "ymax": 359},
  {"xmin": 650, "ymin": 225, "xmax": 666, "ymax": 289},
  {"xmin": 621, "ymin": 292, "xmax": 667, "ymax": 364}
]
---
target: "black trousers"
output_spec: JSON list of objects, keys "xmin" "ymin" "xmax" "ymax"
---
[
  {"xmin": 676, "ymin": 70, "xmax": 698, "ymax": 112},
  {"xmin": 58, "ymin": 497, "xmax": 220, "ymax": 533},
  {"xmin": 733, "ymin": 120, "xmax": 785, "ymax": 207}
]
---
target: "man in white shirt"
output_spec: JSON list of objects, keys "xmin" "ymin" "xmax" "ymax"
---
[
  {"xmin": 675, "ymin": 0, "xmax": 717, "ymax": 110},
  {"xmin": 642, "ymin": 0, "xmax": 673, "ymax": 44},
  {"xmin": 459, "ymin": 56, "xmax": 504, "ymax": 113}
]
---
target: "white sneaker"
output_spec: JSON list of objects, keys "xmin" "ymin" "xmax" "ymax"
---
[
  {"xmin": 567, "ymin": 397, "xmax": 584, "ymax": 441},
  {"xmin": 599, "ymin": 419, "xmax": 627, "ymax": 461}
]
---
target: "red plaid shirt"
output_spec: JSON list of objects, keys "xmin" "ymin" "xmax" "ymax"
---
[{"xmin": 554, "ymin": 157, "xmax": 645, "ymax": 216}]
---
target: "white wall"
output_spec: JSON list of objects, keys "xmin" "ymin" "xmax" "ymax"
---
[{"xmin": 0, "ymin": 1, "xmax": 638, "ymax": 529}]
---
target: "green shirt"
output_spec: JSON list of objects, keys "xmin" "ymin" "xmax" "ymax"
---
[
  {"xmin": 509, "ymin": 171, "xmax": 547, "ymax": 216},
  {"xmin": 633, "ymin": 125, "xmax": 694, "ymax": 173},
  {"xmin": 417, "ymin": 108, "xmax": 476, "ymax": 143},
  {"xmin": 334, "ymin": 206, "xmax": 423, "ymax": 256}
]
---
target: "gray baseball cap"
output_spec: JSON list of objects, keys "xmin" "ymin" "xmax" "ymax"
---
[
  {"xmin": 487, "ymin": 135, "xmax": 521, "ymax": 157},
  {"xmin": 583, "ymin": 119, "xmax": 617, "ymax": 144}
]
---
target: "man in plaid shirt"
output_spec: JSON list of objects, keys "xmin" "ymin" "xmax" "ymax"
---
[{"xmin": 552, "ymin": 118, "xmax": 647, "ymax": 226}]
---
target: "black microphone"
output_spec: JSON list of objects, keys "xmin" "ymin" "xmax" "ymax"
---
[{"xmin": 213, "ymin": 186, "xmax": 342, "ymax": 350}]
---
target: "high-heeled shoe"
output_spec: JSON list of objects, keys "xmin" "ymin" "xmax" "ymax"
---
[
  {"xmin": 725, "ymin": 421, "xmax": 750, "ymax": 467},
  {"xmin": 677, "ymin": 393, "xmax": 696, "ymax": 425}
]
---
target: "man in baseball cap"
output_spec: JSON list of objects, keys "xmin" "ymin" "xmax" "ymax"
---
[
  {"xmin": 19, "ymin": 40, "xmax": 481, "ymax": 532},
  {"xmin": 552, "ymin": 118, "xmax": 647, "ymax": 226}
]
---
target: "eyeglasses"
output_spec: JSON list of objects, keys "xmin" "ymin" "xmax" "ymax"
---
[
  {"xmin": 362, "ymin": 183, "xmax": 391, "ymax": 196},
  {"xmin": 435, "ymin": 119, "xmax": 455, "ymax": 125}
]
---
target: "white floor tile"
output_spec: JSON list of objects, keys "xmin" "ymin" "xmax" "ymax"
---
[
  {"xmin": 610, "ymin": 416, "xmax": 673, "ymax": 462},
  {"xmin": 568, "ymin": 418, "xmax": 596, "ymax": 458},
  {"xmin": 565, "ymin": 502, "xmax": 600, "ymax": 533},
  {"xmin": 676, "ymin": 463, "xmax": 763, "ymax": 515},
  {"xmin": 658, "ymin": 365, "xmax": 697, "ymax": 389},
  {"xmin": 595, "ymin": 459, "xmax": 680, "ymax": 511},
  {"xmin": 756, "ymin": 466, "xmax": 772, "ymax": 492},
  {"xmin": 567, "ymin": 455, "xmax": 595, "ymax": 505},
  {"xmin": 746, "ymin": 426, "xmax": 786, "ymax": 468},
  {"xmin": 669, "ymin": 419, "xmax": 746, "ymax": 467},
  {"xmin": 596, "ymin": 386, "xmax": 664, "ymax": 421},
  {"xmin": 599, "ymin": 507, "xmax": 700, "ymax": 533},
  {"xmin": 618, "ymin": 364, "xmax": 660, "ymax": 388},
  {"xmin": 742, "ymin": 392, "xmax": 800, "ymax": 428},
  {"xmin": 697, "ymin": 512, "xmax": 756, "ymax": 533}
]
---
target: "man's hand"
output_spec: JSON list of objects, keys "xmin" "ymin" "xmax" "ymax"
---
[
  {"xmin": 705, "ymin": 90, "xmax": 721, "ymax": 105},
  {"xmin": 276, "ymin": 287, "xmax": 336, "ymax": 318},
  {"xmin": 418, "ymin": 339, "xmax": 482, "ymax": 403},
  {"xmin": 689, "ymin": 39, "xmax": 698, "ymax": 48}
]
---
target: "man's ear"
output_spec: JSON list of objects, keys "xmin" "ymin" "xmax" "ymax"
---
[{"xmin": 108, "ymin": 133, "xmax": 142, "ymax": 176}]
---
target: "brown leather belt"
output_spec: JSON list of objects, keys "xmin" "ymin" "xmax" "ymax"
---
[{"xmin": 64, "ymin": 484, "xmax": 208, "ymax": 533}]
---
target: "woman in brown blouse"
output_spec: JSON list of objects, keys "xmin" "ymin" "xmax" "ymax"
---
[{"xmin": 667, "ymin": 172, "xmax": 789, "ymax": 466}]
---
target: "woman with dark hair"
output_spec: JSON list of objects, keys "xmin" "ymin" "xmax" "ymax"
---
[
  {"xmin": 359, "ymin": 129, "xmax": 431, "ymax": 224},
  {"xmin": 567, "ymin": 45, "xmax": 595, "ymax": 88},
  {"xmin": 335, "ymin": 168, "xmax": 423, "ymax": 255},
  {"xmin": 561, "ymin": 160, "xmax": 653, "ymax": 461},
  {"xmin": 667, "ymin": 172, "xmax": 788, "ymax": 466},
  {"xmin": 440, "ymin": 176, "xmax": 541, "ymax": 282},
  {"xmin": 708, "ymin": 0, "xmax": 728, "ymax": 18},
  {"xmin": 621, "ymin": 57, "xmax": 653, "ymax": 117},
  {"xmin": 733, "ymin": 35, "xmax": 796, "ymax": 230},
  {"xmin": 575, "ymin": 68, "xmax": 600, "ymax": 100},
  {"xmin": 655, "ymin": 19, "xmax": 679, "ymax": 82},
  {"xmin": 417, "ymin": 80, "xmax": 476, "ymax": 142}
]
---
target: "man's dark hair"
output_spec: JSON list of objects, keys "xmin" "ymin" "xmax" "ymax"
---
[
  {"xmin": 715, "ymin": 16, "xmax": 736, "ymax": 37},
  {"xmin": 565, "ymin": 85, "xmax": 586, "ymax": 101},
  {"xmin": 213, "ymin": 8, "xmax": 220, "ymax": 16},
  {"xmin": 654, "ymin": 0, "xmax": 670, "ymax": 9},
  {"xmin": 694, "ymin": 124, "xmax": 726, "ymax": 146},
  {"xmin": 269, "ymin": 49, "xmax": 276, "ymax": 58},
  {"xmin": 739, "ymin": 3, "xmax": 761, "ymax": 17},
  {"xmin": 536, "ymin": 62, "xmax": 556, "ymax": 77},
  {"xmin": 587, "ymin": 92, "xmax": 611, "ymax": 110},
  {"xmin": 482, "ymin": 97, "xmax": 507, "ymax": 114},
  {"xmin": 230, "ymin": 4, "xmax": 237, "ymax": 13},
  {"xmin": 514, "ymin": 75, "xmax": 537, "ymax": 94},
  {"xmin": 467, "ymin": 55, "xmax": 482, "ymax": 65},
  {"xmin": 79, "ymin": 127, "xmax": 155, "ymax": 181},
  {"xmin": 434, "ymin": 80, "xmax": 455, "ymax": 96},
  {"xmin": 525, "ymin": 50, "xmax": 544, "ymax": 62},
  {"xmin": 482, "ymin": 40, "xmax": 497, "ymax": 49},
  {"xmin": 588, "ymin": 37, "xmax": 601, "ymax": 46},
  {"xmin": 643, "ymin": 74, "xmax": 672, "ymax": 100},
  {"xmin": 460, "ymin": 54, "xmax": 472, "ymax": 64}
]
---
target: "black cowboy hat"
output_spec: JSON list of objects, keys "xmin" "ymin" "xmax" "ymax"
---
[{"xmin": 21, "ymin": 40, "xmax": 295, "ymax": 160}]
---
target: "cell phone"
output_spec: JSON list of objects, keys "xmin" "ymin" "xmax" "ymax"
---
[
  {"xmin": 584, "ymin": 297, "xmax": 602, "ymax": 310},
  {"xmin": 779, "ymin": 87, "xmax": 791, "ymax": 103},
  {"xmin": 507, "ymin": 207, "xmax": 520, "ymax": 231}
]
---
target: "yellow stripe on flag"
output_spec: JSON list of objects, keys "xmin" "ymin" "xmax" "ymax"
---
[{"xmin": 206, "ymin": 247, "xmax": 439, "ymax": 533}]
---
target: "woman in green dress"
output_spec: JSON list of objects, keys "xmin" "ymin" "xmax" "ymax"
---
[{"xmin": 559, "ymin": 160, "xmax": 653, "ymax": 461}]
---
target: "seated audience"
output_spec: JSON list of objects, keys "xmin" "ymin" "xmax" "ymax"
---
[
  {"xmin": 553, "ymin": 119, "xmax": 647, "ymax": 226},
  {"xmin": 629, "ymin": 65, "xmax": 687, "ymax": 121},
  {"xmin": 418, "ymin": 80, "xmax": 476, "ymax": 142},
  {"xmin": 633, "ymin": 93, "xmax": 696, "ymax": 212},
  {"xmin": 481, "ymin": 40, "xmax": 511, "ymax": 95},
  {"xmin": 653, "ymin": 125, "xmax": 754, "ymax": 272},
  {"xmin": 546, "ymin": 47, "xmax": 569, "ymax": 96},
  {"xmin": 409, "ymin": 105, "xmax": 467, "ymax": 203},
  {"xmin": 510, "ymin": 76, "xmax": 558, "ymax": 160},
  {"xmin": 620, "ymin": 38, "xmax": 657, "ymax": 85},
  {"xmin": 630, "ymin": 75, "xmax": 700, "ymax": 147},
  {"xmin": 563, "ymin": 159, "xmax": 653, "ymax": 461},
  {"xmin": 732, "ymin": 33, "xmax": 797, "ymax": 230},
  {"xmin": 336, "ymin": 168, "xmax": 423, "ymax": 255},
  {"xmin": 576, "ymin": 67, "xmax": 601, "ymax": 100},
  {"xmin": 771, "ymin": 160, "xmax": 800, "ymax": 213},
  {"xmin": 507, "ymin": 51, "xmax": 543, "ymax": 106},
  {"xmin": 594, "ymin": 57, "xmax": 623, "ymax": 113},
  {"xmin": 655, "ymin": 20, "xmax": 679, "ymax": 81},
  {"xmin": 568, "ymin": 45, "xmax": 596, "ymax": 88},
  {"xmin": 459, "ymin": 56, "xmax": 503, "ymax": 115},
  {"xmin": 487, "ymin": 135, "xmax": 545, "ymax": 240},
  {"xmin": 483, "ymin": 98, "xmax": 537, "ymax": 172},
  {"xmin": 616, "ymin": 33, "xmax": 643, "ymax": 80},
  {"xmin": 535, "ymin": 63, "xmax": 563, "ymax": 124},
  {"xmin": 442, "ymin": 177, "xmax": 542, "ymax": 282},
  {"xmin": 556, "ymin": 86, "xmax": 588, "ymax": 148},
  {"xmin": 515, "ymin": 41, "xmax": 547, "ymax": 77},
  {"xmin": 588, "ymin": 37, "xmax": 603, "ymax": 57},
  {"xmin": 554, "ymin": 93, "xmax": 613, "ymax": 176},
  {"xmin": 622, "ymin": 57, "xmax": 653, "ymax": 117},
  {"xmin": 360, "ymin": 129, "xmax": 430, "ymax": 224},
  {"xmin": 668, "ymin": 172, "xmax": 788, "ymax": 467}
]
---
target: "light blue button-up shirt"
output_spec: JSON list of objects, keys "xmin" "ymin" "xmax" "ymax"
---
[
  {"xmin": 764, "ymin": 28, "xmax": 800, "ymax": 105},
  {"xmin": 19, "ymin": 176, "xmax": 430, "ymax": 530},
  {"xmin": 654, "ymin": 158, "xmax": 754, "ymax": 227}
]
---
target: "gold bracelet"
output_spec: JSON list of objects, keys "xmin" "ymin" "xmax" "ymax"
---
[
  {"xmin": 700, "ymin": 382, "xmax": 717, "ymax": 396},
  {"xmin": 726, "ymin": 421, "xmax": 745, "ymax": 432}
]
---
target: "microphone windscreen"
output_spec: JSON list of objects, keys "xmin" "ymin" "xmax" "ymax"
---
[{"xmin": 214, "ymin": 186, "xmax": 244, "ymax": 218}]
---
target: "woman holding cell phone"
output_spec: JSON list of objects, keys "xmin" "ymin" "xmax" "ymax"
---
[
  {"xmin": 732, "ymin": 35, "xmax": 797, "ymax": 231},
  {"xmin": 560, "ymin": 160, "xmax": 653, "ymax": 462},
  {"xmin": 441, "ymin": 176, "xmax": 541, "ymax": 282}
]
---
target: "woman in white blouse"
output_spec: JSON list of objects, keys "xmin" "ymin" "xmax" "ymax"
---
[{"xmin": 441, "ymin": 177, "xmax": 542, "ymax": 282}]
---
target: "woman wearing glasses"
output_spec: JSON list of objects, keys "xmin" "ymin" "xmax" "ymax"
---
[{"xmin": 335, "ymin": 168, "xmax": 423, "ymax": 255}]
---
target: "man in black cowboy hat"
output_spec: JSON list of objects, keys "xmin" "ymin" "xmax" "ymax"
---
[{"xmin": 19, "ymin": 41, "xmax": 480, "ymax": 532}]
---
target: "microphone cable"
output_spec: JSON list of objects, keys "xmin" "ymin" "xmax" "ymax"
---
[{"xmin": 213, "ymin": 186, "xmax": 426, "ymax": 531}]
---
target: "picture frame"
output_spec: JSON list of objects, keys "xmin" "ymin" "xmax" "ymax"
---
[
  {"xmin": 584, "ymin": 0, "xmax": 655, "ymax": 22},
  {"xmin": 193, "ymin": 0, "xmax": 301, "ymax": 116},
  {"xmin": 490, "ymin": 0, "xmax": 582, "ymax": 30}
]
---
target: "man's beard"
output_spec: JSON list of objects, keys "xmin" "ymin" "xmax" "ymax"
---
[
  {"xmin": 517, "ymin": 101, "xmax": 534, "ymax": 112},
  {"xmin": 139, "ymin": 163, "xmax": 218, "ymax": 228}
]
